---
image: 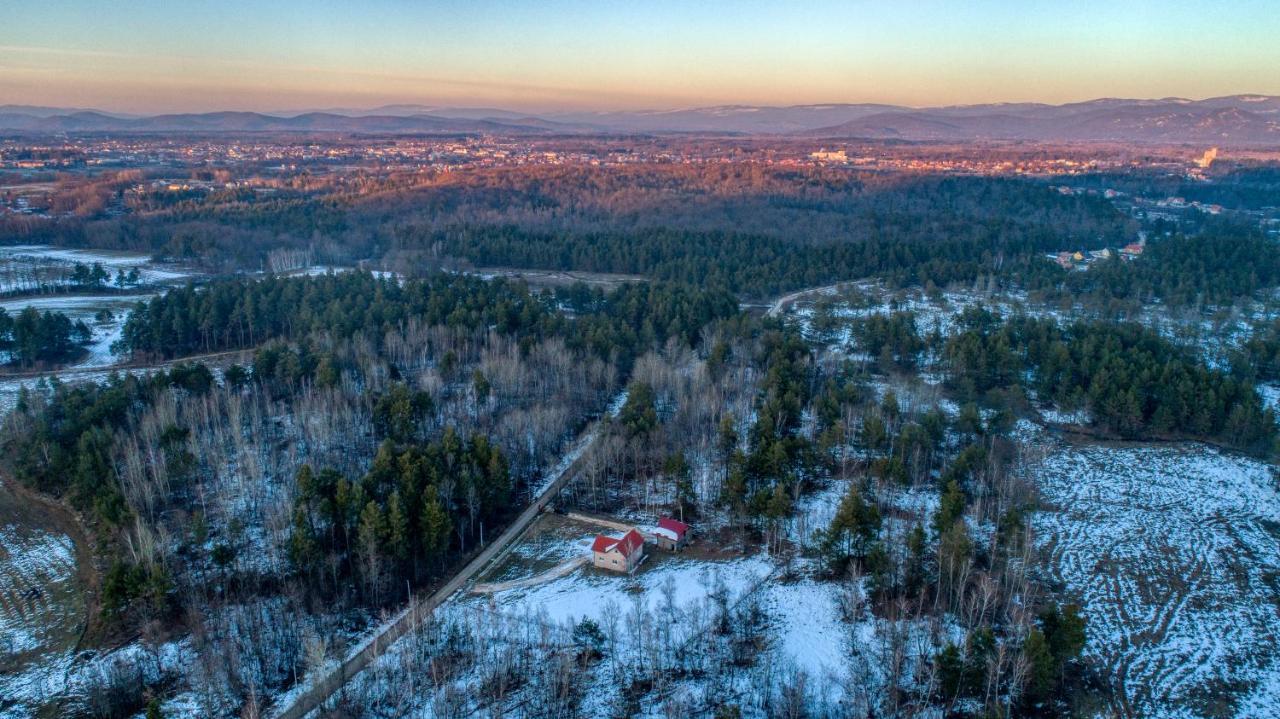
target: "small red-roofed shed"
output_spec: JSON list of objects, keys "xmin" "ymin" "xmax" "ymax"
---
[{"xmin": 654, "ymin": 517, "xmax": 691, "ymax": 551}]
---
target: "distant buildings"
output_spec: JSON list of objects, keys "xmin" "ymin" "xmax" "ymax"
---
[
  {"xmin": 809, "ymin": 149, "xmax": 847, "ymax": 163},
  {"xmin": 1052, "ymin": 238, "xmax": 1143, "ymax": 270}
]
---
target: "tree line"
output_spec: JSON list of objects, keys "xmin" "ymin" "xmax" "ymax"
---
[
  {"xmin": 0, "ymin": 306, "xmax": 91, "ymax": 367},
  {"xmin": 118, "ymin": 270, "xmax": 739, "ymax": 372}
]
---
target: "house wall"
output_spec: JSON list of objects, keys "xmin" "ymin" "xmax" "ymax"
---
[
  {"xmin": 593, "ymin": 546, "xmax": 643, "ymax": 572},
  {"xmin": 594, "ymin": 549, "xmax": 625, "ymax": 572},
  {"xmin": 655, "ymin": 533, "xmax": 687, "ymax": 552}
]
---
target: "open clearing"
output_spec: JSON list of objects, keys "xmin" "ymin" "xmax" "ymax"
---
[
  {"xmin": 0, "ymin": 245, "xmax": 195, "ymax": 289},
  {"xmin": 460, "ymin": 513, "xmax": 773, "ymax": 632},
  {"xmin": 1030, "ymin": 436, "xmax": 1280, "ymax": 719},
  {"xmin": 0, "ymin": 477, "xmax": 91, "ymax": 714}
]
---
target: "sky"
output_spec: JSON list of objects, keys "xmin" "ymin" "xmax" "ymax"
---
[{"xmin": 2, "ymin": 0, "xmax": 1278, "ymax": 114}]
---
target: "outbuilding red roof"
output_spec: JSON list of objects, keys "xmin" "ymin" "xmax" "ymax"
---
[{"xmin": 657, "ymin": 517, "xmax": 690, "ymax": 538}]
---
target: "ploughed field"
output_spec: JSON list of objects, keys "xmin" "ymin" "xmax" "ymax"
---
[
  {"xmin": 0, "ymin": 478, "xmax": 88, "ymax": 704},
  {"xmin": 1031, "ymin": 438, "xmax": 1280, "ymax": 718}
]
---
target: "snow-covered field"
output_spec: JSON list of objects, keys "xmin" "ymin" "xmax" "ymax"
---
[
  {"xmin": 0, "ymin": 292, "xmax": 152, "ymax": 370},
  {"xmin": 1259, "ymin": 384, "xmax": 1280, "ymax": 414},
  {"xmin": 0, "ymin": 245, "xmax": 208, "ymax": 410},
  {"xmin": 0, "ymin": 479, "xmax": 87, "ymax": 717},
  {"xmin": 1031, "ymin": 438, "xmax": 1280, "ymax": 718},
  {"xmin": 783, "ymin": 282, "xmax": 1280, "ymax": 717},
  {"xmin": 0, "ymin": 245, "xmax": 194, "ymax": 290},
  {"xmin": 0, "ymin": 244, "xmax": 206, "ymax": 410}
]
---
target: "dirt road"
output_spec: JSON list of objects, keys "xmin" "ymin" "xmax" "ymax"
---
[{"xmin": 766, "ymin": 281, "xmax": 856, "ymax": 318}]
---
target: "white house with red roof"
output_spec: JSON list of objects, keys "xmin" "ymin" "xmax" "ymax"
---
[
  {"xmin": 653, "ymin": 517, "xmax": 691, "ymax": 551},
  {"xmin": 591, "ymin": 528, "xmax": 646, "ymax": 573}
]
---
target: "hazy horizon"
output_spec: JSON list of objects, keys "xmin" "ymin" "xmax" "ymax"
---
[
  {"xmin": 3, "ymin": 0, "xmax": 1279, "ymax": 115},
  {"xmin": 6, "ymin": 92, "xmax": 1280, "ymax": 119}
]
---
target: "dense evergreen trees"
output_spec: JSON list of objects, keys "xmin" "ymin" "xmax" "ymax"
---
[
  {"xmin": 0, "ymin": 306, "xmax": 90, "ymax": 367},
  {"xmin": 723, "ymin": 325, "xmax": 818, "ymax": 528},
  {"xmin": 2, "ymin": 366, "xmax": 212, "ymax": 526},
  {"xmin": 852, "ymin": 311, "xmax": 925, "ymax": 370},
  {"xmin": 118, "ymin": 271, "xmax": 738, "ymax": 373},
  {"xmin": 936, "ymin": 602, "xmax": 1087, "ymax": 712},
  {"xmin": 40, "ymin": 165, "xmax": 1128, "ymax": 288},
  {"xmin": 944, "ymin": 310, "xmax": 1277, "ymax": 453},
  {"xmin": 288, "ymin": 431, "xmax": 509, "ymax": 602},
  {"xmin": 118, "ymin": 271, "xmax": 547, "ymax": 359},
  {"xmin": 1234, "ymin": 318, "xmax": 1280, "ymax": 383},
  {"xmin": 426, "ymin": 223, "xmax": 1087, "ymax": 299}
]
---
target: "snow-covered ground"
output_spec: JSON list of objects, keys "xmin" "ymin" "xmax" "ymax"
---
[
  {"xmin": 785, "ymin": 282, "xmax": 1280, "ymax": 717},
  {"xmin": 0, "ymin": 244, "xmax": 205, "ymax": 410},
  {"xmin": 1031, "ymin": 438, "xmax": 1280, "ymax": 718},
  {"xmin": 787, "ymin": 281, "xmax": 1280, "ymax": 374},
  {"xmin": 0, "ymin": 292, "xmax": 152, "ymax": 370},
  {"xmin": 0, "ymin": 245, "xmax": 210, "ymax": 415},
  {"xmin": 0, "ymin": 245, "xmax": 195, "ymax": 290},
  {"xmin": 0, "ymin": 479, "xmax": 86, "ymax": 718},
  {"xmin": 1259, "ymin": 384, "xmax": 1280, "ymax": 414},
  {"xmin": 459, "ymin": 549, "xmax": 773, "ymax": 635}
]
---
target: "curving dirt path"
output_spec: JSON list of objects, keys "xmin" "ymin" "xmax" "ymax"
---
[
  {"xmin": 470, "ymin": 556, "xmax": 588, "ymax": 595},
  {"xmin": 765, "ymin": 281, "xmax": 858, "ymax": 318}
]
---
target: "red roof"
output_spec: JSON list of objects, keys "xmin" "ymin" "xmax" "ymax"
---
[
  {"xmin": 592, "ymin": 529, "xmax": 645, "ymax": 558},
  {"xmin": 616, "ymin": 529, "xmax": 645, "ymax": 558},
  {"xmin": 657, "ymin": 517, "xmax": 690, "ymax": 538}
]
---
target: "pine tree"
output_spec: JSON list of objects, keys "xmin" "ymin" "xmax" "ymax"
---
[
  {"xmin": 386, "ymin": 491, "xmax": 410, "ymax": 566},
  {"xmin": 1022, "ymin": 628, "xmax": 1056, "ymax": 701},
  {"xmin": 420, "ymin": 487, "xmax": 452, "ymax": 571}
]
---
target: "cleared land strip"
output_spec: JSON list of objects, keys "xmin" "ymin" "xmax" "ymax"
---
[
  {"xmin": 0, "ymin": 347, "xmax": 253, "ymax": 382},
  {"xmin": 271, "ymin": 415, "xmax": 609, "ymax": 719},
  {"xmin": 563, "ymin": 510, "xmax": 652, "ymax": 537}
]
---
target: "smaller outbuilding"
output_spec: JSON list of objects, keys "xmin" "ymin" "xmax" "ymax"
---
[
  {"xmin": 592, "ymin": 528, "xmax": 646, "ymax": 573},
  {"xmin": 653, "ymin": 517, "xmax": 691, "ymax": 552}
]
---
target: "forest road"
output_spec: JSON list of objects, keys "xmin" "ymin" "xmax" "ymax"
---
[
  {"xmin": 0, "ymin": 347, "xmax": 254, "ymax": 382},
  {"xmin": 270, "ymin": 412, "xmax": 607, "ymax": 719},
  {"xmin": 765, "ymin": 281, "xmax": 856, "ymax": 318}
]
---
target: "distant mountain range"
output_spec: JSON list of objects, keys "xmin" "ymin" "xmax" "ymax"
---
[
  {"xmin": 2, "ymin": 95, "xmax": 1278, "ymax": 143},
  {"xmin": 0, "ymin": 108, "xmax": 564, "ymax": 135}
]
